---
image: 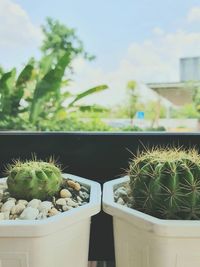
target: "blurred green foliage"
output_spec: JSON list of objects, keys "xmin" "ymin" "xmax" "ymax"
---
[
  {"xmin": 193, "ymin": 84, "xmax": 200, "ymax": 118},
  {"xmin": 171, "ymin": 103, "xmax": 199, "ymax": 119},
  {"xmin": 0, "ymin": 17, "xmax": 197, "ymax": 132},
  {"xmin": 0, "ymin": 17, "xmax": 109, "ymax": 131},
  {"xmin": 41, "ymin": 17, "xmax": 94, "ymax": 71},
  {"xmin": 126, "ymin": 80, "xmax": 138, "ymax": 124},
  {"xmin": 121, "ymin": 125, "xmax": 142, "ymax": 131}
]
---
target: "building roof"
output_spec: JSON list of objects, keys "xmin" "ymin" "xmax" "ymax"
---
[{"xmin": 147, "ymin": 82, "xmax": 199, "ymax": 106}]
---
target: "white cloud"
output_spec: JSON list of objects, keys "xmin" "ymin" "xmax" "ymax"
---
[
  {"xmin": 69, "ymin": 29, "xmax": 200, "ymax": 107},
  {"xmin": 0, "ymin": 0, "xmax": 42, "ymax": 68},
  {"xmin": 187, "ymin": 6, "xmax": 200, "ymax": 23}
]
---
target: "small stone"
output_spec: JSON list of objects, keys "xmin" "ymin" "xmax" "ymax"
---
[
  {"xmin": 11, "ymin": 203, "xmax": 26, "ymax": 215},
  {"xmin": 117, "ymin": 197, "xmax": 125, "ymax": 205},
  {"xmin": 19, "ymin": 207, "xmax": 39, "ymax": 220},
  {"xmin": 60, "ymin": 189, "xmax": 72, "ymax": 198},
  {"xmin": 66, "ymin": 198, "xmax": 78, "ymax": 207},
  {"xmin": 1, "ymin": 200, "xmax": 15, "ymax": 212},
  {"xmin": 56, "ymin": 198, "xmax": 66, "ymax": 206},
  {"xmin": 74, "ymin": 183, "xmax": 81, "ymax": 191},
  {"xmin": 81, "ymin": 186, "xmax": 89, "ymax": 193},
  {"xmin": 38, "ymin": 201, "xmax": 53, "ymax": 213},
  {"xmin": 0, "ymin": 213, "xmax": 4, "ymax": 220},
  {"xmin": 79, "ymin": 191, "xmax": 89, "ymax": 200},
  {"xmin": 27, "ymin": 199, "xmax": 41, "ymax": 209},
  {"xmin": 115, "ymin": 187, "xmax": 128, "ymax": 199},
  {"xmin": 0, "ymin": 183, "xmax": 7, "ymax": 190},
  {"xmin": 12, "ymin": 214, "xmax": 18, "ymax": 220},
  {"xmin": 0, "ymin": 189, "xmax": 4, "ymax": 199},
  {"xmin": 7, "ymin": 197, "xmax": 16, "ymax": 202},
  {"xmin": 62, "ymin": 205, "xmax": 71, "ymax": 211},
  {"xmin": 48, "ymin": 208, "xmax": 59, "ymax": 217},
  {"xmin": 3, "ymin": 211, "xmax": 10, "ymax": 220},
  {"xmin": 37, "ymin": 212, "xmax": 47, "ymax": 220},
  {"xmin": 77, "ymin": 196, "xmax": 83, "ymax": 203},
  {"xmin": 67, "ymin": 180, "xmax": 81, "ymax": 191},
  {"xmin": 64, "ymin": 205, "xmax": 73, "ymax": 211},
  {"xmin": 17, "ymin": 200, "xmax": 28, "ymax": 206}
]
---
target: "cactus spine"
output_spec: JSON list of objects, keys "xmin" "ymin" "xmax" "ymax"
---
[
  {"xmin": 129, "ymin": 148, "xmax": 200, "ymax": 220},
  {"xmin": 6, "ymin": 159, "xmax": 62, "ymax": 201}
]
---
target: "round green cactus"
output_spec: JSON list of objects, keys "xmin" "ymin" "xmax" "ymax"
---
[
  {"xmin": 129, "ymin": 148, "xmax": 200, "ymax": 220},
  {"xmin": 6, "ymin": 160, "xmax": 62, "ymax": 201}
]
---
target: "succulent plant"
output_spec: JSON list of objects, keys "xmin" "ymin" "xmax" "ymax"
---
[
  {"xmin": 129, "ymin": 147, "xmax": 200, "ymax": 220},
  {"xmin": 6, "ymin": 159, "xmax": 62, "ymax": 201}
]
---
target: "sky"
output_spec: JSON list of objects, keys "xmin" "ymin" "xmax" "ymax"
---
[{"xmin": 1, "ymin": 0, "xmax": 200, "ymax": 106}]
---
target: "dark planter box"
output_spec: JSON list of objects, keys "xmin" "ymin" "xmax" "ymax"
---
[{"xmin": 0, "ymin": 132, "xmax": 199, "ymax": 261}]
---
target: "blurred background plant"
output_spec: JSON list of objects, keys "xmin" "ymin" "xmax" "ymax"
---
[
  {"xmin": 0, "ymin": 16, "xmax": 199, "ymax": 132},
  {"xmin": 0, "ymin": 17, "xmax": 109, "ymax": 131}
]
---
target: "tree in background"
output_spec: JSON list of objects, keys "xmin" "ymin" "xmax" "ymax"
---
[
  {"xmin": 0, "ymin": 18, "xmax": 109, "ymax": 131},
  {"xmin": 170, "ymin": 103, "xmax": 198, "ymax": 119},
  {"xmin": 193, "ymin": 84, "xmax": 200, "ymax": 117},
  {"xmin": 126, "ymin": 80, "xmax": 138, "ymax": 125},
  {"xmin": 144, "ymin": 99, "xmax": 166, "ymax": 128},
  {"xmin": 40, "ymin": 17, "xmax": 94, "ymax": 72}
]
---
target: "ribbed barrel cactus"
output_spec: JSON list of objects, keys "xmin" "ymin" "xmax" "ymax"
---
[
  {"xmin": 6, "ymin": 159, "xmax": 62, "ymax": 201},
  {"xmin": 129, "ymin": 148, "xmax": 200, "ymax": 220}
]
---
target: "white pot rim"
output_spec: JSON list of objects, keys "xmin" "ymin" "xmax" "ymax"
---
[
  {"xmin": 103, "ymin": 176, "xmax": 200, "ymax": 237},
  {"xmin": 0, "ymin": 173, "xmax": 101, "ymax": 237}
]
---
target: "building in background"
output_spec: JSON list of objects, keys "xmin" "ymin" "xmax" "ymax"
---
[
  {"xmin": 180, "ymin": 57, "xmax": 200, "ymax": 82},
  {"xmin": 147, "ymin": 57, "xmax": 200, "ymax": 106}
]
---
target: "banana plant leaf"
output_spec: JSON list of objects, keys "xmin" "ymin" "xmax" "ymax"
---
[
  {"xmin": 30, "ymin": 52, "xmax": 71, "ymax": 123},
  {"xmin": 68, "ymin": 85, "xmax": 108, "ymax": 107},
  {"xmin": 0, "ymin": 69, "xmax": 16, "ymax": 115},
  {"xmin": 16, "ymin": 64, "xmax": 33, "ymax": 87}
]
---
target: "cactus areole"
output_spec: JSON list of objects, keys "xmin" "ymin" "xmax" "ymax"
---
[
  {"xmin": 129, "ymin": 148, "xmax": 200, "ymax": 220},
  {"xmin": 6, "ymin": 160, "xmax": 62, "ymax": 201}
]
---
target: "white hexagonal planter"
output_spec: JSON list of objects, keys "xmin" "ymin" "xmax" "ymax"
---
[
  {"xmin": 0, "ymin": 173, "xmax": 101, "ymax": 267},
  {"xmin": 103, "ymin": 176, "xmax": 200, "ymax": 267}
]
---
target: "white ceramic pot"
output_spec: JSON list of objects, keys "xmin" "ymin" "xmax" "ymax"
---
[
  {"xmin": 0, "ymin": 173, "xmax": 101, "ymax": 267},
  {"xmin": 103, "ymin": 176, "xmax": 200, "ymax": 267}
]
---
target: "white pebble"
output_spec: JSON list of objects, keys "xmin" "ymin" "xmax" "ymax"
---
[
  {"xmin": 56, "ymin": 198, "xmax": 66, "ymax": 206},
  {"xmin": 3, "ymin": 211, "xmax": 10, "ymax": 220},
  {"xmin": 37, "ymin": 212, "xmax": 47, "ymax": 220},
  {"xmin": 17, "ymin": 200, "xmax": 28, "ymax": 206},
  {"xmin": 60, "ymin": 189, "xmax": 72, "ymax": 198},
  {"xmin": 77, "ymin": 196, "xmax": 83, "ymax": 203},
  {"xmin": 0, "ymin": 189, "xmax": 4, "ymax": 199},
  {"xmin": 1, "ymin": 200, "xmax": 15, "ymax": 212},
  {"xmin": 38, "ymin": 201, "xmax": 53, "ymax": 213},
  {"xmin": 62, "ymin": 205, "xmax": 73, "ymax": 211},
  {"xmin": 66, "ymin": 198, "xmax": 78, "ymax": 207},
  {"xmin": 62, "ymin": 205, "xmax": 69, "ymax": 211},
  {"xmin": 19, "ymin": 207, "xmax": 39, "ymax": 220},
  {"xmin": 0, "ymin": 183, "xmax": 7, "ymax": 189},
  {"xmin": 79, "ymin": 191, "xmax": 89, "ymax": 200},
  {"xmin": 115, "ymin": 187, "xmax": 128, "ymax": 199},
  {"xmin": 11, "ymin": 203, "xmax": 26, "ymax": 215},
  {"xmin": 81, "ymin": 186, "xmax": 89, "ymax": 193},
  {"xmin": 48, "ymin": 208, "xmax": 59, "ymax": 217},
  {"xmin": 0, "ymin": 213, "xmax": 4, "ymax": 220},
  {"xmin": 117, "ymin": 197, "xmax": 125, "ymax": 205},
  {"xmin": 7, "ymin": 197, "xmax": 16, "ymax": 202},
  {"xmin": 27, "ymin": 199, "xmax": 41, "ymax": 209}
]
